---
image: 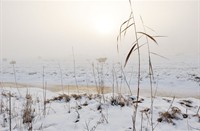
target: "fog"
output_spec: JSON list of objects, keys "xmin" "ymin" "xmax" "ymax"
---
[{"xmin": 0, "ymin": 0, "xmax": 199, "ymax": 62}]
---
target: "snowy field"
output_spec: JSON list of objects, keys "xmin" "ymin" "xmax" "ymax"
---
[
  {"xmin": 0, "ymin": 87, "xmax": 199, "ymax": 131},
  {"xmin": 0, "ymin": 56, "xmax": 199, "ymax": 130},
  {"xmin": 0, "ymin": 56, "xmax": 199, "ymax": 98}
]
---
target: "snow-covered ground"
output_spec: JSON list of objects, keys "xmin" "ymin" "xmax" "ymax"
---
[
  {"xmin": 0, "ymin": 87, "xmax": 199, "ymax": 131},
  {"xmin": 0, "ymin": 56, "xmax": 199, "ymax": 130},
  {"xmin": 0, "ymin": 56, "xmax": 199, "ymax": 98}
]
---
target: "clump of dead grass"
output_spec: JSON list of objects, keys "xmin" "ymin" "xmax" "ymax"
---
[
  {"xmin": 179, "ymin": 100, "xmax": 193, "ymax": 108},
  {"xmin": 22, "ymin": 94, "xmax": 35, "ymax": 130},
  {"xmin": 157, "ymin": 106, "xmax": 182, "ymax": 124},
  {"xmin": 45, "ymin": 94, "xmax": 71, "ymax": 104},
  {"xmin": 110, "ymin": 95, "xmax": 131, "ymax": 107}
]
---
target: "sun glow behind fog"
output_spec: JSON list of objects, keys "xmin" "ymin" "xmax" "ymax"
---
[
  {"xmin": 0, "ymin": 1, "xmax": 130, "ymax": 59},
  {"xmin": 93, "ymin": 15, "xmax": 115, "ymax": 34},
  {"xmin": 85, "ymin": 2, "xmax": 123, "ymax": 35},
  {"xmin": 0, "ymin": 0, "xmax": 199, "ymax": 61}
]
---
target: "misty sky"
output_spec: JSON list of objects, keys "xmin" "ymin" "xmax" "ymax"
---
[{"xmin": 0, "ymin": 0, "xmax": 199, "ymax": 62}]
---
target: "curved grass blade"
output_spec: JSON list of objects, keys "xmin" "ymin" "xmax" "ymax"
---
[
  {"xmin": 140, "ymin": 15, "xmax": 144, "ymax": 24},
  {"xmin": 149, "ymin": 60, "xmax": 154, "ymax": 80},
  {"xmin": 144, "ymin": 25, "xmax": 156, "ymax": 33},
  {"xmin": 118, "ymin": 15, "xmax": 133, "ymax": 41},
  {"xmin": 117, "ymin": 41, "xmax": 119, "ymax": 53},
  {"xmin": 124, "ymin": 12, "xmax": 133, "ymax": 37},
  {"xmin": 140, "ymin": 16, "xmax": 157, "ymax": 33},
  {"xmin": 150, "ymin": 52, "xmax": 169, "ymax": 60},
  {"xmin": 151, "ymin": 35, "xmax": 167, "ymax": 37},
  {"xmin": 117, "ymin": 43, "xmax": 119, "ymax": 53},
  {"xmin": 124, "ymin": 43, "xmax": 137, "ymax": 67},
  {"xmin": 131, "ymin": 35, "xmax": 143, "ymax": 45},
  {"xmin": 121, "ymin": 23, "xmax": 134, "ymax": 35},
  {"xmin": 137, "ymin": 32, "xmax": 158, "ymax": 44},
  {"xmin": 117, "ymin": 13, "xmax": 134, "ymax": 53},
  {"xmin": 124, "ymin": 42, "xmax": 146, "ymax": 67},
  {"xmin": 133, "ymin": 43, "xmax": 146, "ymax": 52},
  {"xmin": 117, "ymin": 22, "xmax": 134, "ymax": 44},
  {"xmin": 129, "ymin": 0, "xmax": 133, "ymax": 10}
]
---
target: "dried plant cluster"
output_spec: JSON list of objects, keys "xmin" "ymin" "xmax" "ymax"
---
[{"xmin": 116, "ymin": 0, "xmax": 167, "ymax": 130}]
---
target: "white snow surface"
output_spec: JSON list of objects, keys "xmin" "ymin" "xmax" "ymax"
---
[
  {"xmin": 0, "ymin": 87, "xmax": 199, "ymax": 131},
  {"xmin": 0, "ymin": 57, "xmax": 199, "ymax": 98},
  {"xmin": 0, "ymin": 57, "xmax": 199, "ymax": 130}
]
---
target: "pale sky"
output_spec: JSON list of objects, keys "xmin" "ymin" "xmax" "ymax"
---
[{"xmin": 0, "ymin": 0, "xmax": 199, "ymax": 62}]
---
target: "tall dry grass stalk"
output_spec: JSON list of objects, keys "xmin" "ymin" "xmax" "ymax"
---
[
  {"xmin": 10, "ymin": 61, "xmax": 21, "ymax": 97},
  {"xmin": 72, "ymin": 47, "xmax": 79, "ymax": 94},
  {"xmin": 42, "ymin": 66, "xmax": 47, "ymax": 116},
  {"xmin": 120, "ymin": 65, "xmax": 132, "ymax": 95},
  {"xmin": 117, "ymin": 0, "xmax": 162, "ymax": 130},
  {"xmin": 112, "ymin": 67, "xmax": 115, "ymax": 98},
  {"xmin": 92, "ymin": 62, "xmax": 99, "ymax": 94},
  {"xmin": 9, "ymin": 91, "xmax": 11, "ymax": 131},
  {"xmin": 124, "ymin": 1, "xmax": 141, "ymax": 130},
  {"xmin": 140, "ymin": 16, "xmax": 154, "ymax": 130},
  {"xmin": 58, "ymin": 63, "xmax": 64, "ymax": 94},
  {"xmin": 0, "ymin": 82, "xmax": 4, "ymax": 114},
  {"xmin": 96, "ymin": 57, "xmax": 107, "ymax": 102},
  {"xmin": 43, "ymin": 82, "xmax": 47, "ymax": 116},
  {"xmin": 113, "ymin": 66, "xmax": 120, "ymax": 94}
]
